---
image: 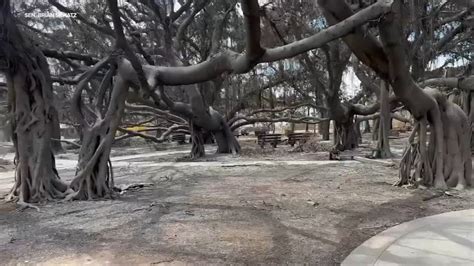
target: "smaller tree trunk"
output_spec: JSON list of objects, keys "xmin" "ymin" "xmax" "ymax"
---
[
  {"xmin": 372, "ymin": 118, "xmax": 379, "ymax": 141},
  {"xmin": 363, "ymin": 120, "xmax": 371, "ymax": 133},
  {"xmin": 50, "ymin": 108, "xmax": 63, "ymax": 153},
  {"xmin": 375, "ymin": 80, "xmax": 392, "ymax": 158},
  {"xmin": 334, "ymin": 117, "xmax": 358, "ymax": 151},
  {"xmin": 0, "ymin": 121, "xmax": 12, "ymax": 142},
  {"xmin": 319, "ymin": 110, "xmax": 330, "ymax": 140},
  {"xmin": 190, "ymin": 121, "xmax": 205, "ymax": 158},
  {"xmin": 68, "ymin": 74, "xmax": 128, "ymax": 200},
  {"xmin": 211, "ymin": 109, "xmax": 240, "ymax": 154},
  {"xmin": 2, "ymin": 0, "xmax": 68, "ymax": 203}
]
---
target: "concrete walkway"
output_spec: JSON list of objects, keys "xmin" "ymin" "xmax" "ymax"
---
[{"xmin": 342, "ymin": 209, "xmax": 474, "ymax": 265}]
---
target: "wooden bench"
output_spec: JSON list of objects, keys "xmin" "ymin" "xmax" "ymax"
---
[
  {"xmin": 254, "ymin": 129, "xmax": 269, "ymax": 137},
  {"xmin": 240, "ymin": 128, "xmax": 250, "ymax": 136},
  {"xmin": 257, "ymin": 133, "xmax": 282, "ymax": 148},
  {"xmin": 171, "ymin": 133, "xmax": 186, "ymax": 144},
  {"xmin": 288, "ymin": 132, "xmax": 313, "ymax": 147}
]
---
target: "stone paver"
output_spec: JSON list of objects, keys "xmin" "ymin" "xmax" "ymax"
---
[{"xmin": 342, "ymin": 209, "xmax": 474, "ymax": 265}]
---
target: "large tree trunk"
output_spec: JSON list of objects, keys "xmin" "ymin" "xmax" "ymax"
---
[
  {"xmin": 50, "ymin": 105, "xmax": 63, "ymax": 153},
  {"xmin": 319, "ymin": 120, "xmax": 330, "ymax": 140},
  {"xmin": 467, "ymin": 91, "xmax": 473, "ymax": 152},
  {"xmin": 372, "ymin": 117, "xmax": 379, "ymax": 141},
  {"xmin": 68, "ymin": 70, "xmax": 127, "ymax": 200},
  {"xmin": 330, "ymin": 99, "xmax": 359, "ymax": 151},
  {"xmin": 319, "ymin": 109, "xmax": 330, "ymax": 140},
  {"xmin": 378, "ymin": 1, "xmax": 448, "ymax": 189},
  {"xmin": 375, "ymin": 80, "xmax": 392, "ymax": 158},
  {"xmin": 188, "ymin": 112, "xmax": 240, "ymax": 158},
  {"xmin": 334, "ymin": 116, "xmax": 358, "ymax": 151},
  {"xmin": 429, "ymin": 90, "xmax": 471, "ymax": 189},
  {"xmin": 190, "ymin": 88, "xmax": 240, "ymax": 156},
  {"xmin": 1, "ymin": 0, "xmax": 68, "ymax": 203},
  {"xmin": 318, "ymin": 0, "xmax": 472, "ymax": 189},
  {"xmin": 196, "ymin": 107, "xmax": 240, "ymax": 155},
  {"xmin": 211, "ymin": 109, "xmax": 241, "ymax": 154},
  {"xmin": 189, "ymin": 122, "xmax": 205, "ymax": 158},
  {"xmin": 160, "ymin": 85, "xmax": 240, "ymax": 158}
]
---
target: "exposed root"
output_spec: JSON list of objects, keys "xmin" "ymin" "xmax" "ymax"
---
[
  {"xmin": 190, "ymin": 122, "xmax": 205, "ymax": 158},
  {"xmin": 7, "ymin": 158, "xmax": 70, "ymax": 203},
  {"xmin": 114, "ymin": 182, "xmax": 154, "ymax": 194},
  {"xmin": 397, "ymin": 90, "xmax": 472, "ymax": 190},
  {"xmin": 16, "ymin": 201, "xmax": 40, "ymax": 212},
  {"xmin": 68, "ymin": 71, "xmax": 127, "ymax": 200},
  {"xmin": 215, "ymin": 125, "xmax": 241, "ymax": 154}
]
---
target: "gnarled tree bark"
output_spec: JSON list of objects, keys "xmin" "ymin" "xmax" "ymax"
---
[
  {"xmin": 1, "ymin": 0, "xmax": 68, "ymax": 203},
  {"xmin": 159, "ymin": 85, "xmax": 240, "ymax": 158},
  {"xmin": 375, "ymin": 80, "xmax": 392, "ymax": 158},
  {"xmin": 67, "ymin": 57, "xmax": 122, "ymax": 200},
  {"xmin": 319, "ymin": 0, "xmax": 471, "ymax": 189}
]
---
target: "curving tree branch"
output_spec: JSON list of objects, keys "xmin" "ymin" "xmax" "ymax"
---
[{"xmin": 116, "ymin": 0, "xmax": 394, "ymax": 87}]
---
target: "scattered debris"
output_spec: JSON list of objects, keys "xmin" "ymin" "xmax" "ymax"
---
[
  {"xmin": 306, "ymin": 200, "xmax": 319, "ymax": 207},
  {"xmin": 17, "ymin": 201, "xmax": 40, "ymax": 212},
  {"xmin": 132, "ymin": 201, "xmax": 169, "ymax": 212},
  {"xmin": 157, "ymin": 175, "xmax": 172, "ymax": 182},
  {"xmin": 184, "ymin": 210, "xmax": 195, "ymax": 216},
  {"xmin": 262, "ymin": 200, "xmax": 281, "ymax": 209},
  {"xmin": 444, "ymin": 191, "xmax": 462, "ymax": 198},
  {"xmin": 114, "ymin": 183, "xmax": 154, "ymax": 194},
  {"xmin": 421, "ymin": 190, "xmax": 462, "ymax": 201},
  {"xmin": 291, "ymin": 137, "xmax": 333, "ymax": 153},
  {"xmin": 151, "ymin": 259, "xmax": 175, "ymax": 265},
  {"xmin": 422, "ymin": 191, "xmax": 444, "ymax": 201},
  {"xmin": 354, "ymin": 156, "xmax": 396, "ymax": 167}
]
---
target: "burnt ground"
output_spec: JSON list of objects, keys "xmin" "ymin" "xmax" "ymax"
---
[{"xmin": 0, "ymin": 134, "xmax": 473, "ymax": 265}]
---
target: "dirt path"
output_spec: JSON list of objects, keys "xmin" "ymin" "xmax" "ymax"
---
[{"xmin": 1, "ymin": 139, "xmax": 473, "ymax": 265}]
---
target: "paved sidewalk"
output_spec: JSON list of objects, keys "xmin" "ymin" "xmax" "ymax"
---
[{"xmin": 343, "ymin": 209, "xmax": 474, "ymax": 265}]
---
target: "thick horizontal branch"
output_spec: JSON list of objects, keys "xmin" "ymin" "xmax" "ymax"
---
[
  {"xmin": 435, "ymin": 9, "xmax": 471, "ymax": 27},
  {"xmin": 260, "ymin": 1, "xmax": 393, "ymax": 62},
  {"xmin": 51, "ymin": 76, "xmax": 82, "ymax": 85},
  {"xmin": 350, "ymin": 95, "xmax": 398, "ymax": 116},
  {"xmin": 250, "ymin": 102, "xmax": 327, "ymax": 117},
  {"xmin": 356, "ymin": 112, "xmax": 412, "ymax": 123},
  {"xmin": 226, "ymin": 77, "xmax": 288, "ymax": 119},
  {"xmin": 228, "ymin": 102, "xmax": 308, "ymax": 126},
  {"xmin": 122, "ymin": 117, "xmax": 157, "ymax": 127},
  {"xmin": 117, "ymin": 127, "xmax": 163, "ymax": 143},
  {"xmin": 125, "ymin": 103, "xmax": 187, "ymax": 124},
  {"xmin": 43, "ymin": 49, "xmax": 99, "ymax": 65},
  {"xmin": 230, "ymin": 115, "xmax": 328, "ymax": 131},
  {"xmin": 247, "ymin": 103, "xmax": 310, "ymax": 116},
  {"xmin": 420, "ymin": 76, "xmax": 474, "ymax": 91},
  {"xmin": 118, "ymin": 0, "xmax": 394, "ymax": 86},
  {"xmin": 116, "ymin": 124, "xmax": 189, "ymax": 143},
  {"xmin": 51, "ymin": 138, "xmax": 81, "ymax": 148}
]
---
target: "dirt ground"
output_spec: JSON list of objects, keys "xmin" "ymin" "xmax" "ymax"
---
[{"xmin": 0, "ymin": 134, "xmax": 473, "ymax": 265}]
